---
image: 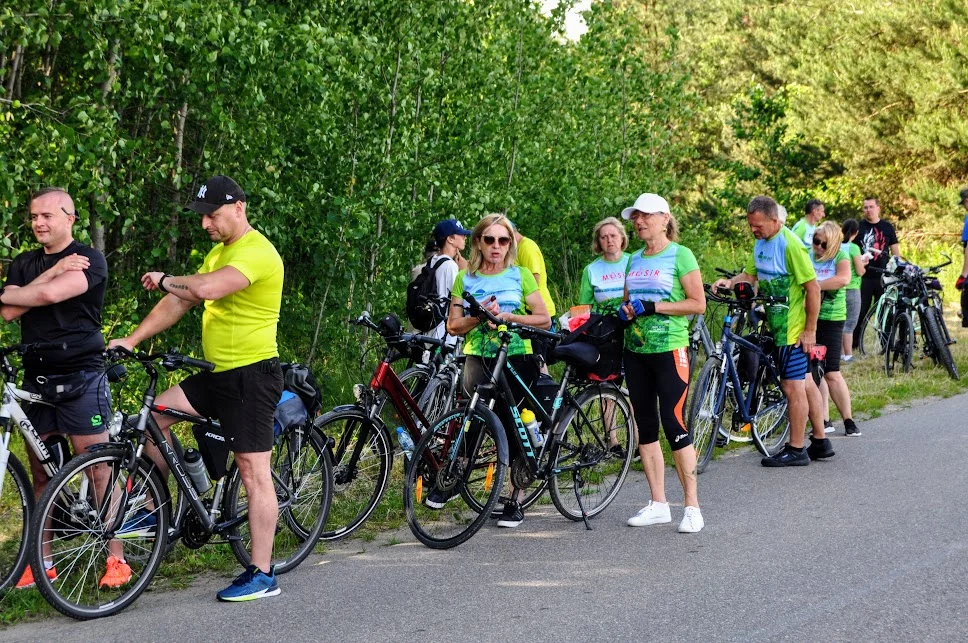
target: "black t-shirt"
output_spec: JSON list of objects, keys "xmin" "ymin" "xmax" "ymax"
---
[
  {"xmin": 4, "ymin": 240, "xmax": 108, "ymax": 375},
  {"xmin": 857, "ymin": 219, "xmax": 899, "ymax": 277}
]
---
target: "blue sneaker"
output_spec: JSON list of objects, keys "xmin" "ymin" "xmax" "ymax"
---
[
  {"xmin": 117, "ymin": 508, "xmax": 157, "ymax": 539},
  {"xmin": 216, "ymin": 565, "xmax": 280, "ymax": 602}
]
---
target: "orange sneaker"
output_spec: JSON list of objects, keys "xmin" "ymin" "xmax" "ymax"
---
[
  {"xmin": 98, "ymin": 556, "xmax": 132, "ymax": 588},
  {"xmin": 16, "ymin": 565, "xmax": 57, "ymax": 589}
]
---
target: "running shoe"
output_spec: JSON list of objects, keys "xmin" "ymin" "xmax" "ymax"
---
[
  {"xmin": 117, "ymin": 508, "xmax": 157, "ymax": 539},
  {"xmin": 99, "ymin": 556, "xmax": 132, "ymax": 588},
  {"xmin": 678, "ymin": 506, "xmax": 704, "ymax": 533},
  {"xmin": 217, "ymin": 565, "xmax": 280, "ymax": 602},
  {"xmin": 627, "ymin": 501, "xmax": 672, "ymax": 527},
  {"xmin": 761, "ymin": 444, "xmax": 809, "ymax": 467},
  {"xmin": 496, "ymin": 502, "xmax": 524, "ymax": 528},
  {"xmin": 424, "ymin": 488, "xmax": 460, "ymax": 510},
  {"xmin": 16, "ymin": 565, "xmax": 57, "ymax": 589},
  {"xmin": 807, "ymin": 436, "xmax": 836, "ymax": 460}
]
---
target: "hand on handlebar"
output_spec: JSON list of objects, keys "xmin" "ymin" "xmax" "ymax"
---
[
  {"xmin": 711, "ymin": 278, "xmax": 731, "ymax": 293},
  {"xmin": 108, "ymin": 337, "xmax": 138, "ymax": 353}
]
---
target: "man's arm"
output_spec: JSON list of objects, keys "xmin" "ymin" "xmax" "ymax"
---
[
  {"xmin": 1, "ymin": 271, "xmax": 88, "ymax": 314},
  {"xmin": 109, "ymin": 294, "xmax": 196, "ymax": 350},
  {"xmin": 142, "ymin": 266, "xmax": 250, "ymax": 303},
  {"xmin": 890, "ymin": 243, "xmax": 900, "ymax": 257},
  {"xmin": 799, "ymin": 279, "xmax": 820, "ymax": 353},
  {"xmin": 0, "ymin": 254, "xmax": 91, "ymax": 321}
]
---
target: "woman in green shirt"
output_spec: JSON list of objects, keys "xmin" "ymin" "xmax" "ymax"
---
[
  {"xmin": 840, "ymin": 218, "xmax": 868, "ymax": 362},
  {"xmin": 809, "ymin": 221, "xmax": 861, "ymax": 437},
  {"xmin": 578, "ymin": 217, "xmax": 631, "ymax": 313}
]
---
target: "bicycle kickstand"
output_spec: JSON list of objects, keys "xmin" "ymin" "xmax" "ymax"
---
[{"xmin": 572, "ymin": 470, "xmax": 592, "ymax": 531}]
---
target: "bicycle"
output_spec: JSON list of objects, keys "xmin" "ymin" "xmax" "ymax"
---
[
  {"xmin": 316, "ymin": 311, "xmax": 450, "ymax": 541},
  {"xmin": 403, "ymin": 291, "xmax": 635, "ymax": 548},
  {"xmin": 858, "ymin": 276, "xmax": 901, "ymax": 358},
  {"xmin": 0, "ymin": 341, "xmax": 126, "ymax": 593},
  {"xmin": 27, "ymin": 348, "xmax": 332, "ymax": 619},
  {"xmin": 687, "ymin": 285, "xmax": 791, "ymax": 473},
  {"xmin": 871, "ymin": 256, "xmax": 958, "ymax": 379}
]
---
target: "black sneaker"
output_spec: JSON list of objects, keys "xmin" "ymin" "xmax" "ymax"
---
[
  {"xmin": 424, "ymin": 487, "xmax": 459, "ymax": 510},
  {"xmin": 496, "ymin": 502, "xmax": 524, "ymax": 528},
  {"xmin": 844, "ymin": 419, "xmax": 862, "ymax": 437},
  {"xmin": 761, "ymin": 444, "xmax": 810, "ymax": 467},
  {"xmin": 807, "ymin": 437, "xmax": 836, "ymax": 460}
]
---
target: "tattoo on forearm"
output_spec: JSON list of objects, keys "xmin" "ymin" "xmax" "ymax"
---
[{"xmin": 169, "ymin": 283, "xmax": 190, "ymax": 291}]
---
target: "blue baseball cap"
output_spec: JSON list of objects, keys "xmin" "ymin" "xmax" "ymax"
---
[{"xmin": 432, "ymin": 219, "xmax": 471, "ymax": 243}]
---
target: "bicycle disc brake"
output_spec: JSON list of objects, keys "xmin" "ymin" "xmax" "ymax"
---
[{"xmin": 510, "ymin": 455, "xmax": 535, "ymax": 489}]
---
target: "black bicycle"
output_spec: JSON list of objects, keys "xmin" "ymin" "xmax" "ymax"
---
[
  {"xmin": 27, "ymin": 348, "xmax": 332, "ymax": 619},
  {"xmin": 687, "ymin": 285, "xmax": 791, "ymax": 473},
  {"xmin": 402, "ymin": 292, "xmax": 635, "ymax": 548}
]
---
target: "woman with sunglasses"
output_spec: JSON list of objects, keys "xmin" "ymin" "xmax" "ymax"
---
[
  {"xmin": 618, "ymin": 193, "xmax": 706, "ymax": 534},
  {"xmin": 809, "ymin": 221, "xmax": 861, "ymax": 437},
  {"xmin": 446, "ymin": 213, "xmax": 551, "ymax": 528}
]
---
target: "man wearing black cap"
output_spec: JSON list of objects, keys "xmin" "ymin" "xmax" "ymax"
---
[
  {"xmin": 110, "ymin": 175, "xmax": 285, "ymax": 602},
  {"xmin": 425, "ymin": 218, "xmax": 470, "ymax": 341},
  {"xmin": 956, "ymin": 188, "xmax": 968, "ymax": 326}
]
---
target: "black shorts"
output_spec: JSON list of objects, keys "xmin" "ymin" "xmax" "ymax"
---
[
  {"xmin": 23, "ymin": 371, "xmax": 112, "ymax": 436},
  {"xmin": 180, "ymin": 358, "xmax": 283, "ymax": 453},
  {"xmin": 817, "ymin": 319, "xmax": 845, "ymax": 372},
  {"xmin": 623, "ymin": 348, "xmax": 691, "ymax": 451}
]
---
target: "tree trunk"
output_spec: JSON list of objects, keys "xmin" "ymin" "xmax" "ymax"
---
[
  {"xmin": 505, "ymin": 30, "xmax": 524, "ymax": 192},
  {"xmin": 169, "ymin": 100, "xmax": 189, "ymax": 262}
]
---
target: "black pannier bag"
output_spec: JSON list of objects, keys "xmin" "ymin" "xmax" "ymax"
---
[{"xmin": 558, "ymin": 313, "xmax": 626, "ymax": 381}]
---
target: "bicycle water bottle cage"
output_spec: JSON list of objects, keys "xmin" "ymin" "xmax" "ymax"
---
[{"xmin": 733, "ymin": 282, "xmax": 754, "ymax": 301}]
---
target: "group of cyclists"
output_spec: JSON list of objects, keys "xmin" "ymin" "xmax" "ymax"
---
[
  {"xmin": 2, "ymin": 175, "xmax": 930, "ymax": 609},
  {"xmin": 5, "ymin": 176, "xmax": 285, "ymax": 602}
]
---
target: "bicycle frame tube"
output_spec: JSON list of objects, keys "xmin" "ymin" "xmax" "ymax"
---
[
  {"xmin": 2, "ymin": 383, "xmax": 59, "ymax": 478},
  {"xmin": 719, "ymin": 316, "xmax": 775, "ymax": 422},
  {"xmin": 370, "ymin": 361, "xmax": 432, "ymax": 441}
]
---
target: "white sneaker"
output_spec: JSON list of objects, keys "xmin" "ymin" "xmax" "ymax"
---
[
  {"xmin": 678, "ymin": 506, "xmax": 704, "ymax": 533},
  {"xmin": 627, "ymin": 501, "xmax": 671, "ymax": 527}
]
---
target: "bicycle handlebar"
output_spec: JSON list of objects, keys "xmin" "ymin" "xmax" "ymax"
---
[
  {"xmin": 349, "ymin": 310, "xmax": 446, "ymax": 348},
  {"xmin": 0, "ymin": 341, "xmax": 67, "ymax": 357},
  {"xmin": 106, "ymin": 346, "xmax": 216, "ymax": 372},
  {"xmin": 461, "ymin": 291, "xmax": 561, "ymax": 341},
  {"xmin": 703, "ymin": 283, "xmax": 787, "ymax": 307}
]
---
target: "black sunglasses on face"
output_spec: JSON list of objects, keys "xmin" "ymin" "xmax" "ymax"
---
[
  {"xmin": 812, "ymin": 238, "xmax": 827, "ymax": 250},
  {"xmin": 482, "ymin": 235, "xmax": 511, "ymax": 247}
]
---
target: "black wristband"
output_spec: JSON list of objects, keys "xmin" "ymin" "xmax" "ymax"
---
[
  {"xmin": 158, "ymin": 274, "xmax": 174, "ymax": 294},
  {"xmin": 641, "ymin": 301, "xmax": 656, "ymax": 316}
]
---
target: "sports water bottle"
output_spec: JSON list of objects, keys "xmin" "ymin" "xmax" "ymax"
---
[
  {"xmin": 396, "ymin": 427, "xmax": 416, "ymax": 463},
  {"xmin": 183, "ymin": 448, "xmax": 212, "ymax": 494},
  {"xmin": 521, "ymin": 409, "xmax": 544, "ymax": 447}
]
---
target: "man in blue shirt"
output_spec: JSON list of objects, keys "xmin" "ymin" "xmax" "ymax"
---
[{"xmin": 956, "ymin": 188, "xmax": 968, "ymax": 327}]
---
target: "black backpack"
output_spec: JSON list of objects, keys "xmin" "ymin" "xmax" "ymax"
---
[{"xmin": 406, "ymin": 256, "xmax": 451, "ymax": 331}]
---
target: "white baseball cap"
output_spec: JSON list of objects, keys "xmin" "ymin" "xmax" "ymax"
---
[{"xmin": 621, "ymin": 193, "xmax": 670, "ymax": 219}]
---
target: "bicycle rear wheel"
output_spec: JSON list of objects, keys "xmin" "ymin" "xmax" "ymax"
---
[
  {"xmin": 885, "ymin": 312, "xmax": 914, "ymax": 376},
  {"xmin": 923, "ymin": 306, "xmax": 959, "ymax": 380},
  {"xmin": 0, "ymin": 453, "xmax": 32, "ymax": 592},
  {"xmin": 404, "ymin": 404, "xmax": 506, "ymax": 549},
  {"xmin": 750, "ymin": 368, "xmax": 790, "ymax": 457},
  {"xmin": 687, "ymin": 357, "xmax": 724, "ymax": 474},
  {"xmin": 858, "ymin": 306, "xmax": 887, "ymax": 357},
  {"xmin": 549, "ymin": 384, "xmax": 634, "ymax": 520},
  {"xmin": 30, "ymin": 448, "xmax": 169, "ymax": 620},
  {"xmin": 416, "ymin": 371, "xmax": 458, "ymax": 425},
  {"xmin": 317, "ymin": 408, "xmax": 392, "ymax": 540},
  {"xmin": 224, "ymin": 438, "xmax": 332, "ymax": 575}
]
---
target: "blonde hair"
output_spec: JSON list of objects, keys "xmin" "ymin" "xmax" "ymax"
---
[
  {"xmin": 591, "ymin": 217, "xmax": 629, "ymax": 255},
  {"xmin": 468, "ymin": 213, "xmax": 518, "ymax": 275},
  {"xmin": 813, "ymin": 220, "xmax": 842, "ymax": 263}
]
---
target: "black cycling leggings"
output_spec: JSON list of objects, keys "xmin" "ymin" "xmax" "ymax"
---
[
  {"xmin": 623, "ymin": 348, "xmax": 692, "ymax": 451},
  {"xmin": 462, "ymin": 354, "xmax": 538, "ymax": 462}
]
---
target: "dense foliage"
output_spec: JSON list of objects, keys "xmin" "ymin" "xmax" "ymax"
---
[{"xmin": 2, "ymin": 1, "xmax": 967, "ymax": 399}]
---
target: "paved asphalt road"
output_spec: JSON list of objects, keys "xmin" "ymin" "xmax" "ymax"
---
[{"xmin": 4, "ymin": 392, "xmax": 967, "ymax": 642}]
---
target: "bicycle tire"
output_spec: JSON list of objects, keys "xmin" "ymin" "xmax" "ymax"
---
[
  {"xmin": 549, "ymin": 383, "xmax": 634, "ymax": 521},
  {"xmin": 404, "ymin": 404, "xmax": 507, "ymax": 549},
  {"xmin": 224, "ymin": 434, "xmax": 332, "ymax": 574},
  {"xmin": 30, "ymin": 448, "xmax": 170, "ymax": 620},
  {"xmin": 923, "ymin": 306, "xmax": 959, "ymax": 380},
  {"xmin": 858, "ymin": 306, "xmax": 887, "ymax": 357},
  {"xmin": 317, "ymin": 408, "xmax": 392, "ymax": 541},
  {"xmin": 885, "ymin": 312, "xmax": 914, "ymax": 376},
  {"xmin": 0, "ymin": 453, "xmax": 32, "ymax": 592},
  {"xmin": 687, "ymin": 356, "xmax": 724, "ymax": 474},
  {"xmin": 750, "ymin": 367, "xmax": 790, "ymax": 457},
  {"xmin": 416, "ymin": 371, "xmax": 457, "ymax": 425},
  {"xmin": 275, "ymin": 424, "xmax": 334, "ymax": 540}
]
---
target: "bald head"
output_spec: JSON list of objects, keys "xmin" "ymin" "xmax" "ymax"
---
[{"xmin": 29, "ymin": 187, "xmax": 77, "ymax": 253}]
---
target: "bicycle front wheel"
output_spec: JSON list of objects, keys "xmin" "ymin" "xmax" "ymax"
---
[
  {"xmin": 225, "ymin": 434, "xmax": 333, "ymax": 574},
  {"xmin": 549, "ymin": 384, "xmax": 634, "ymax": 520},
  {"xmin": 404, "ymin": 404, "xmax": 507, "ymax": 549},
  {"xmin": 687, "ymin": 356, "xmax": 724, "ymax": 474},
  {"xmin": 0, "ymin": 453, "xmax": 32, "ymax": 592},
  {"xmin": 751, "ymin": 368, "xmax": 790, "ymax": 457},
  {"xmin": 923, "ymin": 306, "xmax": 959, "ymax": 380},
  {"xmin": 30, "ymin": 448, "xmax": 170, "ymax": 620},
  {"xmin": 885, "ymin": 312, "xmax": 914, "ymax": 376},
  {"xmin": 317, "ymin": 408, "xmax": 392, "ymax": 540}
]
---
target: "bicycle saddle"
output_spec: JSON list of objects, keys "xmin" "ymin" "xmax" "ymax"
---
[{"xmin": 549, "ymin": 342, "xmax": 599, "ymax": 368}]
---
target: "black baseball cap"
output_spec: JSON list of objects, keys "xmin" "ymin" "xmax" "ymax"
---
[
  {"xmin": 959, "ymin": 187, "xmax": 968, "ymax": 204},
  {"xmin": 185, "ymin": 175, "xmax": 246, "ymax": 214}
]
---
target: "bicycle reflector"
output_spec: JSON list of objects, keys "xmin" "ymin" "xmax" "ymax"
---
[{"xmin": 733, "ymin": 282, "xmax": 754, "ymax": 301}]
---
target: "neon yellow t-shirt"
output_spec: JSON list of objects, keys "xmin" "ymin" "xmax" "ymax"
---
[
  {"xmin": 516, "ymin": 236, "xmax": 556, "ymax": 316},
  {"xmin": 199, "ymin": 230, "xmax": 284, "ymax": 371}
]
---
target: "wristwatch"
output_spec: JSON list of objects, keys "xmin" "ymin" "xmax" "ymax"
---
[{"xmin": 158, "ymin": 274, "xmax": 174, "ymax": 293}]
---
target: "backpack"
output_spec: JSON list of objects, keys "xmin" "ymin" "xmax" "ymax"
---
[{"xmin": 406, "ymin": 256, "xmax": 451, "ymax": 332}]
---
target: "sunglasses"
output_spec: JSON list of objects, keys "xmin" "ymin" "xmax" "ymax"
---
[
  {"xmin": 481, "ymin": 235, "xmax": 511, "ymax": 247},
  {"xmin": 812, "ymin": 238, "xmax": 827, "ymax": 250}
]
